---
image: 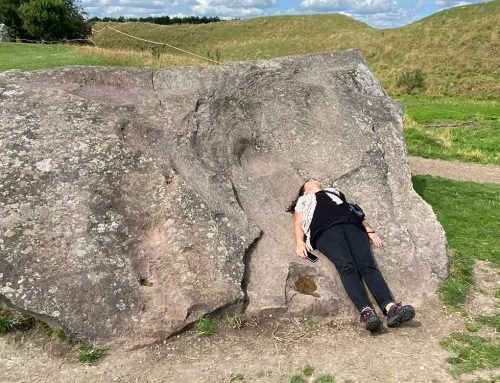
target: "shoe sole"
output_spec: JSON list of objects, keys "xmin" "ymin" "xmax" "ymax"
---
[
  {"xmin": 365, "ymin": 317, "xmax": 381, "ymax": 332},
  {"xmin": 387, "ymin": 306, "xmax": 415, "ymax": 327}
]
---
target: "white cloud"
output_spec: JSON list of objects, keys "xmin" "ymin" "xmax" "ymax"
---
[
  {"xmin": 81, "ymin": 0, "xmax": 493, "ymax": 27},
  {"xmin": 107, "ymin": 5, "xmax": 124, "ymax": 14},
  {"xmin": 285, "ymin": 7, "xmax": 301, "ymax": 14},
  {"xmin": 82, "ymin": 0, "xmax": 182, "ymax": 16},
  {"xmin": 297, "ymin": 0, "xmax": 415, "ymax": 26},
  {"xmin": 188, "ymin": 0, "xmax": 277, "ymax": 17},
  {"xmin": 299, "ymin": 0, "xmax": 397, "ymax": 14},
  {"xmin": 347, "ymin": 7, "xmax": 418, "ymax": 28},
  {"xmin": 434, "ymin": 0, "xmax": 488, "ymax": 8}
]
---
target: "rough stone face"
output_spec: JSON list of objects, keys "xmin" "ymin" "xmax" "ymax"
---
[
  {"xmin": 0, "ymin": 24, "xmax": 10, "ymax": 42},
  {"xmin": 0, "ymin": 50, "xmax": 449, "ymax": 348}
]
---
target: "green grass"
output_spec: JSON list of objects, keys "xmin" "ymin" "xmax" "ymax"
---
[
  {"xmin": 402, "ymin": 95, "xmax": 500, "ymax": 123},
  {"xmin": 440, "ymin": 332, "xmax": 500, "ymax": 376},
  {"xmin": 88, "ymin": 0, "xmax": 500, "ymax": 98},
  {"xmin": 412, "ymin": 175, "xmax": 500, "ymax": 308},
  {"xmin": 303, "ymin": 316, "xmax": 318, "ymax": 327},
  {"xmin": 289, "ymin": 375, "xmax": 307, "ymax": 383},
  {"xmin": 194, "ymin": 314, "xmax": 217, "ymax": 336},
  {"xmin": 0, "ymin": 312, "xmax": 16, "ymax": 333},
  {"xmin": 0, "ymin": 43, "xmax": 127, "ymax": 72},
  {"xmin": 414, "ymin": 175, "xmax": 500, "ymax": 376},
  {"xmin": 475, "ymin": 314, "xmax": 500, "ymax": 332},
  {"xmin": 0, "ymin": 310, "xmax": 35, "ymax": 334},
  {"xmin": 402, "ymin": 95, "xmax": 500, "ymax": 164},
  {"xmin": 289, "ymin": 365, "xmax": 335, "ymax": 383},
  {"xmin": 2, "ymin": 1, "xmax": 500, "ymax": 98},
  {"xmin": 77, "ymin": 343, "xmax": 106, "ymax": 364},
  {"xmin": 302, "ymin": 364, "xmax": 314, "ymax": 377},
  {"xmin": 55, "ymin": 329, "xmax": 67, "ymax": 340},
  {"xmin": 313, "ymin": 375, "xmax": 335, "ymax": 383}
]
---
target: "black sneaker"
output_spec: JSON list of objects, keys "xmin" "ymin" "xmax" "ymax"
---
[
  {"xmin": 386, "ymin": 302, "xmax": 415, "ymax": 327},
  {"xmin": 360, "ymin": 307, "xmax": 381, "ymax": 332}
]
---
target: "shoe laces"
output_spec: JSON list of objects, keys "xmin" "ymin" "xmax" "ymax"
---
[
  {"xmin": 360, "ymin": 307, "xmax": 375, "ymax": 322},
  {"xmin": 388, "ymin": 302, "xmax": 402, "ymax": 315}
]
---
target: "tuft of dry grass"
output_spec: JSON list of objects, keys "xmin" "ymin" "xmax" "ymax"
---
[{"xmin": 75, "ymin": 46, "xmax": 208, "ymax": 68}]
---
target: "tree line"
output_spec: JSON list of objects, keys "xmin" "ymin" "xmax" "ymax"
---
[
  {"xmin": 0, "ymin": 0, "xmax": 89, "ymax": 40},
  {"xmin": 0, "ymin": 0, "xmax": 221, "ymax": 41},
  {"xmin": 88, "ymin": 15, "xmax": 221, "ymax": 25}
]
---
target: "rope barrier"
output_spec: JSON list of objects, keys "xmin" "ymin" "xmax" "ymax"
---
[
  {"xmin": 16, "ymin": 37, "xmax": 92, "ymax": 44},
  {"xmin": 91, "ymin": 25, "xmax": 221, "ymax": 65}
]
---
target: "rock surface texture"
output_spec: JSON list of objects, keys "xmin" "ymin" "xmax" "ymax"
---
[
  {"xmin": 0, "ymin": 50, "xmax": 448, "ymax": 348},
  {"xmin": 0, "ymin": 24, "xmax": 10, "ymax": 42}
]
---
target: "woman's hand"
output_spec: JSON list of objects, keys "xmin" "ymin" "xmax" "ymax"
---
[
  {"xmin": 296, "ymin": 241, "xmax": 308, "ymax": 258},
  {"xmin": 368, "ymin": 232, "xmax": 382, "ymax": 247}
]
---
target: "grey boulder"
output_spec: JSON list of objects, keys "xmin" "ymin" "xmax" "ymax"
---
[{"xmin": 0, "ymin": 49, "xmax": 448, "ymax": 348}]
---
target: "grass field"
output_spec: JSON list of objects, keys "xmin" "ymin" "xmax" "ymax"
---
[
  {"xmin": 0, "ymin": 42, "xmax": 210, "ymax": 72},
  {"xmin": 87, "ymin": 0, "xmax": 500, "ymax": 97},
  {"xmin": 413, "ymin": 175, "xmax": 500, "ymax": 376},
  {"xmin": 1, "ymin": 1, "xmax": 499, "ymax": 97},
  {"xmin": 0, "ymin": 43, "xmax": 124, "ymax": 70},
  {"xmin": 412, "ymin": 175, "xmax": 499, "ymax": 307},
  {"xmin": 402, "ymin": 96, "xmax": 500, "ymax": 165}
]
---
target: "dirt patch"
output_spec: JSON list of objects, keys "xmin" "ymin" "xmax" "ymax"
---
[
  {"xmin": 464, "ymin": 260, "xmax": 499, "ymax": 317},
  {"xmin": 408, "ymin": 156, "xmax": 500, "ymax": 184},
  {"xmin": 1, "ymin": 296, "xmax": 468, "ymax": 383}
]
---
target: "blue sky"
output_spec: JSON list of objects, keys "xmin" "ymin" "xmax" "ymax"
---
[{"xmin": 82, "ymin": 0, "xmax": 492, "ymax": 28}]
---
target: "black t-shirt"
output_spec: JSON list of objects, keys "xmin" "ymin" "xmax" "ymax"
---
[{"xmin": 309, "ymin": 190, "xmax": 363, "ymax": 249}]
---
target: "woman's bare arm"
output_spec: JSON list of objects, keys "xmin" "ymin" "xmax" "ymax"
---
[
  {"xmin": 361, "ymin": 220, "xmax": 382, "ymax": 247},
  {"xmin": 294, "ymin": 212, "xmax": 308, "ymax": 258},
  {"xmin": 361, "ymin": 220, "xmax": 374, "ymax": 233}
]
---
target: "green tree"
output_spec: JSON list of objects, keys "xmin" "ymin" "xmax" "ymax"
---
[
  {"xmin": 0, "ymin": 0, "xmax": 28, "ymax": 38},
  {"xmin": 19, "ymin": 0, "xmax": 89, "ymax": 41}
]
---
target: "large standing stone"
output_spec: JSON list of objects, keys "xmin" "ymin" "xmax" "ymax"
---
[
  {"xmin": 0, "ymin": 24, "xmax": 11, "ymax": 42},
  {"xmin": 0, "ymin": 50, "xmax": 448, "ymax": 349}
]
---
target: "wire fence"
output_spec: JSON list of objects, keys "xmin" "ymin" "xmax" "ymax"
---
[
  {"xmin": 8, "ymin": 26, "xmax": 221, "ymax": 65},
  {"xmin": 91, "ymin": 25, "xmax": 221, "ymax": 64},
  {"xmin": 13, "ymin": 37, "xmax": 92, "ymax": 44}
]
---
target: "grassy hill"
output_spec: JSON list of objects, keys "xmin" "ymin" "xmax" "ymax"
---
[{"xmin": 87, "ymin": 0, "xmax": 500, "ymax": 98}]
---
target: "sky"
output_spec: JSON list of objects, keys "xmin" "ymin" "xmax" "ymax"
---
[{"xmin": 82, "ymin": 0, "xmax": 493, "ymax": 28}]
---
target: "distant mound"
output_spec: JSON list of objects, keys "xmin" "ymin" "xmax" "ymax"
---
[{"xmin": 91, "ymin": 1, "xmax": 500, "ymax": 97}]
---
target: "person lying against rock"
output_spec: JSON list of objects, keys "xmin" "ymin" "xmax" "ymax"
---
[{"xmin": 286, "ymin": 177, "xmax": 415, "ymax": 332}]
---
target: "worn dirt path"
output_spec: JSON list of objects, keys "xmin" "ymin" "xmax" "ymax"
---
[
  {"xmin": 409, "ymin": 156, "xmax": 500, "ymax": 184},
  {"xmin": 0, "ymin": 297, "xmax": 464, "ymax": 383},
  {"xmin": 2, "ymin": 260, "xmax": 499, "ymax": 383}
]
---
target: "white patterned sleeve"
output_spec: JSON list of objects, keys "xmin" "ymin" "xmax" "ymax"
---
[{"xmin": 294, "ymin": 196, "xmax": 306, "ymax": 215}]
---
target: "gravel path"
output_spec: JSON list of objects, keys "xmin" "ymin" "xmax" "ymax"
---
[
  {"xmin": 3, "ymin": 268, "xmax": 499, "ymax": 383},
  {"xmin": 409, "ymin": 156, "xmax": 500, "ymax": 184}
]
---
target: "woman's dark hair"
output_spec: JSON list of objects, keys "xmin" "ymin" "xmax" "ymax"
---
[{"xmin": 285, "ymin": 182, "xmax": 306, "ymax": 213}]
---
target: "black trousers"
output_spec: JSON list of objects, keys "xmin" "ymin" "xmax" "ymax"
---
[{"xmin": 315, "ymin": 223, "xmax": 394, "ymax": 314}]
